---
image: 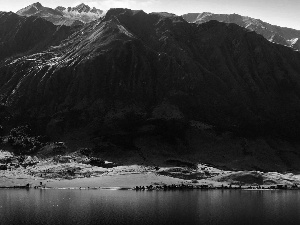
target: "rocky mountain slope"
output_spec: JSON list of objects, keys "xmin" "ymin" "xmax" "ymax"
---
[
  {"xmin": 1, "ymin": 9, "xmax": 300, "ymax": 171},
  {"xmin": 16, "ymin": 2, "xmax": 104, "ymax": 26},
  {"xmin": 0, "ymin": 11, "xmax": 73, "ymax": 61},
  {"xmin": 182, "ymin": 13, "xmax": 300, "ymax": 51}
]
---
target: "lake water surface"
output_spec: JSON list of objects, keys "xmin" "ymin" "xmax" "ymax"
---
[{"xmin": 1, "ymin": 189, "xmax": 300, "ymax": 225}]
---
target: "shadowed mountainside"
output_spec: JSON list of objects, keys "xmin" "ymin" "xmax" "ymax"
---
[
  {"xmin": 1, "ymin": 9, "xmax": 300, "ymax": 171},
  {"xmin": 0, "ymin": 11, "xmax": 74, "ymax": 61},
  {"xmin": 182, "ymin": 12, "xmax": 300, "ymax": 51}
]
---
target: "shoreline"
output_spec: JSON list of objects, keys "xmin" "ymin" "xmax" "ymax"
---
[
  {"xmin": 1, "ymin": 185, "xmax": 299, "ymax": 191},
  {"xmin": 2, "ymin": 149, "xmax": 300, "ymax": 191}
]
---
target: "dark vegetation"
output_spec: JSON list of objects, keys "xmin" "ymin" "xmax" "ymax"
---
[
  {"xmin": 5, "ymin": 125, "xmax": 49, "ymax": 154},
  {"xmin": 0, "ymin": 105, "xmax": 49, "ymax": 154},
  {"xmin": 165, "ymin": 159, "xmax": 197, "ymax": 169}
]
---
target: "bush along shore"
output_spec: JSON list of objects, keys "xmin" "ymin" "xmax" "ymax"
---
[{"xmin": 132, "ymin": 183, "xmax": 300, "ymax": 191}]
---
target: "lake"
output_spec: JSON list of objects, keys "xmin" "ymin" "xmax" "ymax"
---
[{"xmin": 1, "ymin": 189, "xmax": 300, "ymax": 225}]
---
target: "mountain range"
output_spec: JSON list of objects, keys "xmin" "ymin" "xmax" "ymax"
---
[
  {"xmin": 16, "ymin": 2, "xmax": 104, "ymax": 26},
  {"xmin": 14, "ymin": 2, "xmax": 300, "ymax": 51},
  {"xmin": 183, "ymin": 12, "xmax": 300, "ymax": 51},
  {"xmin": 1, "ymin": 5, "xmax": 300, "ymax": 170}
]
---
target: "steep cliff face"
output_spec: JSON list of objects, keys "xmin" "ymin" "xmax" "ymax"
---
[
  {"xmin": 182, "ymin": 13, "xmax": 300, "ymax": 51},
  {"xmin": 0, "ymin": 12, "xmax": 73, "ymax": 61},
  {"xmin": 1, "ymin": 8, "xmax": 300, "ymax": 170}
]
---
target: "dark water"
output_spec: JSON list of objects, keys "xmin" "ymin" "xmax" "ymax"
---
[{"xmin": 1, "ymin": 189, "xmax": 300, "ymax": 225}]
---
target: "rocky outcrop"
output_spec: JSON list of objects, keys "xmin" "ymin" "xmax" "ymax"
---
[{"xmin": 182, "ymin": 12, "xmax": 300, "ymax": 51}]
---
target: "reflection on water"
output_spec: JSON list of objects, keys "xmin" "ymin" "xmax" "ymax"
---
[{"xmin": 1, "ymin": 189, "xmax": 300, "ymax": 225}]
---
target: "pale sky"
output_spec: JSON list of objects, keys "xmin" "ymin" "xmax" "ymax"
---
[{"xmin": 1, "ymin": 0, "xmax": 300, "ymax": 30}]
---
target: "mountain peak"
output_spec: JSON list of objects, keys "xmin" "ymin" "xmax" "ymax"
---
[
  {"xmin": 76, "ymin": 3, "xmax": 89, "ymax": 7},
  {"xmin": 73, "ymin": 3, "xmax": 91, "ymax": 13},
  {"xmin": 105, "ymin": 8, "xmax": 136, "ymax": 17},
  {"xmin": 90, "ymin": 7, "xmax": 100, "ymax": 14},
  {"xmin": 55, "ymin": 6, "xmax": 66, "ymax": 12},
  {"xmin": 16, "ymin": 2, "xmax": 45, "ymax": 16},
  {"xmin": 32, "ymin": 2, "xmax": 43, "ymax": 8},
  {"xmin": 16, "ymin": 2, "xmax": 104, "ymax": 26}
]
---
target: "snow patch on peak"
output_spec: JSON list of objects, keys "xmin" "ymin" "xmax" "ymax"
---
[
  {"xmin": 288, "ymin": 38, "xmax": 299, "ymax": 45},
  {"xmin": 197, "ymin": 12, "xmax": 212, "ymax": 20}
]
